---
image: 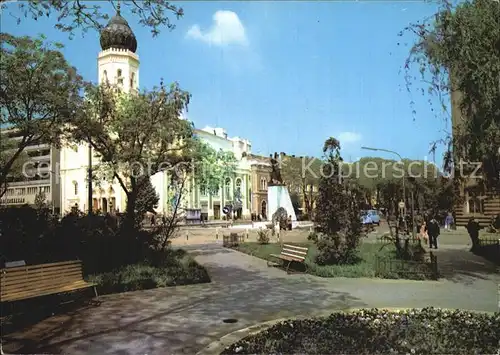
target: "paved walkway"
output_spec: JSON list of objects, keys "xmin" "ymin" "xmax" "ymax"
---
[{"xmin": 3, "ymin": 243, "xmax": 499, "ymax": 355}]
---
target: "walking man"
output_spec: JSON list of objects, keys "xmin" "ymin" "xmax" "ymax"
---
[
  {"xmin": 466, "ymin": 217, "xmax": 481, "ymax": 250},
  {"xmin": 426, "ymin": 216, "xmax": 440, "ymax": 249}
]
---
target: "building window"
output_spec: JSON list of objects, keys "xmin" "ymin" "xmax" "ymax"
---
[
  {"xmin": 117, "ymin": 69, "xmax": 123, "ymax": 85},
  {"xmin": 466, "ymin": 197, "xmax": 484, "ymax": 214},
  {"xmin": 465, "ymin": 189, "xmax": 485, "ymax": 214},
  {"xmin": 130, "ymin": 72, "xmax": 135, "ymax": 89},
  {"xmin": 103, "ymin": 70, "xmax": 108, "ymax": 83},
  {"xmin": 73, "ymin": 181, "xmax": 78, "ymax": 195},
  {"xmin": 260, "ymin": 178, "xmax": 267, "ymax": 191},
  {"xmin": 235, "ymin": 178, "xmax": 242, "ymax": 197},
  {"xmin": 200, "ymin": 185, "xmax": 207, "ymax": 196},
  {"xmin": 225, "ymin": 178, "xmax": 231, "ymax": 199}
]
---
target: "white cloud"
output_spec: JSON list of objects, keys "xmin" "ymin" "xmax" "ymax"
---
[
  {"xmin": 186, "ymin": 10, "xmax": 248, "ymax": 46},
  {"xmin": 338, "ymin": 132, "xmax": 362, "ymax": 144}
]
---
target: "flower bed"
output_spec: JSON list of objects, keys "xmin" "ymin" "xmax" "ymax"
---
[{"xmin": 222, "ymin": 308, "xmax": 500, "ymax": 355}]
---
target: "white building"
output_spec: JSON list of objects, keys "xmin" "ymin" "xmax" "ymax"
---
[
  {"xmin": 58, "ymin": 8, "xmax": 262, "ymax": 219},
  {"xmin": 59, "ymin": 8, "xmax": 138, "ymax": 214},
  {"xmin": 0, "ymin": 129, "xmax": 61, "ymax": 211}
]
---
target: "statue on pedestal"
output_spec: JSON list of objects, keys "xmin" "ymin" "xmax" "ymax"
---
[{"xmin": 269, "ymin": 152, "xmax": 284, "ymax": 186}]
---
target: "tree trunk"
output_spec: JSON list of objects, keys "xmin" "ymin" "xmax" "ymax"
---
[{"xmin": 123, "ymin": 176, "xmax": 138, "ymax": 232}]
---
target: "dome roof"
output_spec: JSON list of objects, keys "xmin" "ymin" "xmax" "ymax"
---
[{"xmin": 99, "ymin": 9, "xmax": 137, "ymax": 53}]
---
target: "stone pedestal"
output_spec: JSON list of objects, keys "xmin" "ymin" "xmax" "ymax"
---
[{"xmin": 267, "ymin": 185, "xmax": 297, "ymax": 222}]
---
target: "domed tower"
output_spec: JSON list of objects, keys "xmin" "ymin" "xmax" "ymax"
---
[{"xmin": 97, "ymin": 3, "xmax": 139, "ymax": 93}]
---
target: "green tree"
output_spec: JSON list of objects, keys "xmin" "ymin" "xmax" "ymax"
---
[
  {"xmin": 72, "ymin": 81, "xmax": 192, "ymax": 230},
  {"xmin": 135, "ymin": 175, "xmax": 159, "ymax": 219},
  {"xmin": 190, "ymin": 141, "xmax": 238, "ymax": 196},
  {"xmin": 314, "ymin": 137, "xmax": 364, "ymax": 265},
  {"xmin": 402, "ymin": 0, "xmax": 500, "ymax": 187},
  {"xmin": 0, "ymin": 33, "xmax": 83, "ymax": 197},
  {"xmin": 2, "ymin": 0, "xmax": 184, "ymax": 37},
  {"xmin": 280, "ymin": 154, "xmax": 322, "ymax": 218}
]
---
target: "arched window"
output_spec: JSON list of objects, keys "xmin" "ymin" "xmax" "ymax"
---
[
  {"xmin": 225, "ymin": 178, "xmax": 231, "ymax": 199},
  {"xmin": 235, "ymin": 178, "xmax": 242, "ymax": 198},
  {"xmin": 260, "ymin": 178, "xmax": 267, "ymax": 191},
  {"xmin": 117, "ymin": 69, "xmax": 123, "ymax": 85},
  {"xmin": 73, "ymin": 181, "xmax": 78, "ymax": 195},
  {"xmin": 103, "ymin": 70, "xmax": 108, "ymax": 83}
]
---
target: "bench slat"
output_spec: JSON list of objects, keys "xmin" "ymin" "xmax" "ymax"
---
[
  {"xmin": 2, "ymin": 273, "xmax": 84, "ymax": 290},
  {"xmin": 2, "ymin": 260, "xmax": 82, "ymax": 273},
  {"xmin": 2, "ymin": 269, "xmax": 83, "ymax": 287},
  {"xmin": 278, "ymin": 255, "xmax": 303, "ymax": 262},
  {"xmin": 2, "ymin": 264, "xmax": 83, "ymax": 275},
  {"xmin": 282, "ymin": 248, "xmax": 307, "ymax": 256},
  {"xmin": 2, "ymin": 278, "xmax": 91, "ymax": 293},
  {"xmin": 1, "ymin": 266, "xmax": 82, "ymax": 280},
  {"xmin": 280, "ymin": 252, "xmax": 306, "ymax": 261},
  {"xmin": 1, "ymin": 281, "xmax": 93, "ymax": 302},
  {"xmin": 282, "ymin": 244, "xmax": 308, "ymax": 252}
]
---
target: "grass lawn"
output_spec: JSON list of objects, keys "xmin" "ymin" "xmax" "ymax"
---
[
  {"xmin": 86, "ymin": 249, "xmax": 211, "ymax": 295},
  {"xmin": 234, "ymin": 241, "xmax": 426, "ymax": 279}
]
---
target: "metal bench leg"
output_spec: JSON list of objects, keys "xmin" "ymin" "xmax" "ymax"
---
[
  {"xmin": 285, "ymin": 260, "xmax": 292, "ymax": 274},
  {"xmin": 92, "ymin": 286, "xmax": 101, "ymax": 306}
]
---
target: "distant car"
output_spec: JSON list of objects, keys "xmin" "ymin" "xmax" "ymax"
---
[{"xmin": 361, "ymin": 210, "xmax": 381, "ymax": 226}]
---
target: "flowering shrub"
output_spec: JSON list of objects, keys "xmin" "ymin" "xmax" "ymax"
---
[{"xmin": 222, "ymin": 308, "xmax": 500, "ymax": 355}]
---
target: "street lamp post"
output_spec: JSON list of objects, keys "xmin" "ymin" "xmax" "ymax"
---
[
  {"xmin": 361, "ymin": 146, "xmax": 414, "ymax": 237},
  {"xmin": 88, "ymin": 143, "xmax": 93, "ymax": 215}
]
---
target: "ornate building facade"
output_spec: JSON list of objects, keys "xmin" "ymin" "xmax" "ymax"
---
[{"xmin": 58, "ymin": 8, "xmax": 272, "ymax": 220}]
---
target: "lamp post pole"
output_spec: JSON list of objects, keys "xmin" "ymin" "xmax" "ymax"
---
[
  {"xmin": 361, "ymin": 146, "xmax": 413, "ymax": 237},
  {"xmin": 88, "ymin": 143, "xmax": 93, "ymax": 215}
]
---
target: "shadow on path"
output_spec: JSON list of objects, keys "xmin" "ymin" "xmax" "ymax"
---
[
  {"xmin": 432, "ymin": 247, "xmax": 499, "ymax": 284},
  {"xmin": 3, "ymin": 245, "xmax": 361, "ymax": 355}
]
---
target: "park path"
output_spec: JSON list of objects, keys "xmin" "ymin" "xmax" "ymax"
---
[{"xmin": 3, "ymin": 243, "xmax": 499, "ymax": 355}]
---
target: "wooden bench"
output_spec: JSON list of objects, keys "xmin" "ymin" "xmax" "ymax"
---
[
  {"xmin": 1, "ymin": 260, "xmax": 98, "ymax": 304},
  {"xmin": 267, "ymin": 244, "xmax": 309, "ymax": 273}
]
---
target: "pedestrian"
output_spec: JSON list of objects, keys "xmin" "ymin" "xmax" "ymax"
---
[
  {"xmin": 466, "ymin": 217, "xmax": 481, "ymax": 250},
  {"xmin": 420, "ymin": 220, "xmax": 429, "ymax": 244},
  {"xmin": 444, "ymin": 212, "xmax": 454, "ymax": 231},
  {"xmin": 274, "ymin": 221, "xmax": 281, "ymax": 242},
  {"xmin": 287, "ymin": 215, "xmax": 292, "ymax": 230},
  {"xmin": 426, "ymin": 216, "xmax": 440, "ymax": 249}
]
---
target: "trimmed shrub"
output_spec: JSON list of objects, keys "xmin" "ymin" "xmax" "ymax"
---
[
  {"xmin": 222, "ymin": 308, "xmax": 500, "ymax": 355},
  {"xmin": 86, "ymin": 249, "xmax": 211, "ymax": 295},
  {"xmin": 257, "ymin": 228, "xmax": 270, "ymax": 244}
]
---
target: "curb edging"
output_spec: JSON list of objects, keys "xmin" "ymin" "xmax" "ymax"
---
[{"xmin": 195, "ymin": 307, "xmax": 497, "ymax": 355}]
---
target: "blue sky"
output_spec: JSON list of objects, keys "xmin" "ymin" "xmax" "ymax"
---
[{"xmin": 1, "ymin": 1, "xmax": 451, "ymax": 165}]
